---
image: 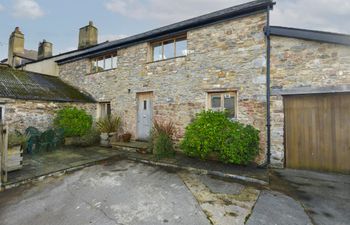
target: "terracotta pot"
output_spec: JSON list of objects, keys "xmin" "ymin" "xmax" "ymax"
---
[{"xmin": 121, "ymin": 133, "xmax": 132, "ymax": 142}]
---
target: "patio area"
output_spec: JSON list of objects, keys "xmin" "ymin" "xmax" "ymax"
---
[{"xmin": 4, "ymin": 146, "xmax": 121, "ymax": 187}]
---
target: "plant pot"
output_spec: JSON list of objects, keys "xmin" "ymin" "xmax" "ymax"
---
[
  {"xmin": 121, "ymin": 133, "xmax": 132, "ymax": 142},
  {"xmin": 100, "ymin": 132, "xmax": 110, "ymax": 147},
  {"xmin": 7, "ymin": 145, "xmax": 23, "ymax": 172}
]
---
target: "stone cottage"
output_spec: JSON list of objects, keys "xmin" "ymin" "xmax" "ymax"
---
[{"xmin": 8, "ymin": 0, "xmax": 350, "ymax": 173}]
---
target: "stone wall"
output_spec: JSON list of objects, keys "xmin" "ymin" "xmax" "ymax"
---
[
  {"xmin": 2, "ymin": 99, "xmax": 96, "ymax": 133},
  {"xmin": 59, "ymin": 12, "xmax": 268, "ymax": 163},
  {"xmin": 270, "ymin": 36, "xmax": 350, "ymax": 167}
]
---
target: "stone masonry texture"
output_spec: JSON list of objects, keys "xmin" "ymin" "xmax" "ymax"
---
[
  {"xmin": 3, "ymin": 99, "xmax": 96, "ymax": 133},
  {"xmin": 59, "ymin": 12, "xmax": 269, "ymax": 164},
  {"xmin": 270, "ymin": 36, "xmax": 350, "ymax": 167}
]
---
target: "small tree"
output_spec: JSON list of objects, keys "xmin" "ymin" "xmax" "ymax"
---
[{"xmin": 54, "ymin": 107, "xmax": 92, "ymax": 137}]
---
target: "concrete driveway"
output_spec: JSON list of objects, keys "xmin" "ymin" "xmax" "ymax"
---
[{"xmin": 0, "ymin": 159, "xmax": 349, "ymax": 225}]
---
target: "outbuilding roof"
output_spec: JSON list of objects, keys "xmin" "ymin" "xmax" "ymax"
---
[
  {"xmin": 56, "ymin": 0, "xmax": 275, "ymax": 64},
  {"xmin": 0, "ymin": 65, "xmax": 95, "ymax": 103},
  {"xmin": 269, "ymin": 26, "xmax": 350, "ymax": 46}
]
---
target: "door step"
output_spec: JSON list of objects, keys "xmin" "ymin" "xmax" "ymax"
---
[{"xmin": 111, "ymin": 141, "xmax": 149, "ymax": 153}]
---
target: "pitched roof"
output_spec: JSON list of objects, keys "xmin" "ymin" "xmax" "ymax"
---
[
  {"xmin": 269, "ymin": 26, "xmax": 350, "ymax": 46},
  {"xmin": 0, "ymin": 65, "xmax": 95, "ymax": 103},
  {"xmin": 57, "ymin": 0, "xmax": 275, "ymax": 64}
]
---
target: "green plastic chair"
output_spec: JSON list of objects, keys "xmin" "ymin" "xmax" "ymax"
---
[
  {"xmin": 36, "ymin": 129, "xmax": 55, "ymax": 151},
  {"xmin": 25, "ymin": 127, "xmax": 41, "ymax": 154},
  {"xmin": 53, "ymin": 128, "xmax": 65, "ymax": 149}
]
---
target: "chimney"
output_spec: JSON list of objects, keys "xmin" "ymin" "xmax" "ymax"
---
[
  {"xmin": 8, "ymin": 27, "xmax": 24, "ymax": 67},
  {"xmin": 78, "ymin": 21, "xmax": 98, "ymax": 49},
  {"xmin": 38, "ymin": 39, "xmax": 53, "ymax": 60}
]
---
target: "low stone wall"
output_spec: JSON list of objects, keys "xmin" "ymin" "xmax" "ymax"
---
[{"xmin": 2, "ymin": 99, "xmax": 96, "ymax": 133}]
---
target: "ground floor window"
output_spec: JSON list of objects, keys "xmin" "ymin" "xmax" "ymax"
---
[
  {"xmin": 207, "ymin": 92, "xmax": 237, "ymax": 118},
  {"xmin": 0, "ymin": 105, "xmax": 4, "ymax": 122},
  {"xmin": 98, "ymin": 102, "xmax": 111, "ymax": 119}
]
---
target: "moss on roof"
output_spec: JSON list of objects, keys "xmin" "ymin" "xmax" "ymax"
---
[{"xmin": 0, "ymin": 66, "xmax": 95, "ymax": 103}]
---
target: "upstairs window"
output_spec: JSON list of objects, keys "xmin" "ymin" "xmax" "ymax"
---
[
  {"xmin": 208, "ymin": 92, "xmax": 237, "ymax": 118},
  {"xmin": 151, "ymin": 35, "xmax": 187, "ymax": 62},
  {"xmin": 91, "ymin": 53, "xmax": 118, "ymax": 73}
]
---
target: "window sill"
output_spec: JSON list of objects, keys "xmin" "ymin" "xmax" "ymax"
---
[
  {"xmin": 147, "ymin": 55, "xmax": 187, "ymax": 64},
  {"xmin": 86, "ymin": 68, "xmax": 118, "ymax": 76}
]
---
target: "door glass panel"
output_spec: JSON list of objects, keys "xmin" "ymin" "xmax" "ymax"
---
[
  {"xmin": 144, "ymin": 100, "xmax": 147, "ymax": 110},
  {"xmin": 211, "ymin": 95, "xmax": 221, "ymax": 108},
  {"xmin": 163, "ymin": 40, "xmax": 175, "ymax": 59}
]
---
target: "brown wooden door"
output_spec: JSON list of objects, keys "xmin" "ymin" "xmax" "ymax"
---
[{"xmin": 284, "ymin": 93, "xmax": 350, "ymax": 173}]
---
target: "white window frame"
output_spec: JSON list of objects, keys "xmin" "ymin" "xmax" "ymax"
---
[
  {"xmin": 97, "ymin": 102, "xmax": 111, "ymax": 119},
  {"xmin": 207, "ymin": 91, "xmax": 238, "ymax": 119},
  {"xmin": 91, "ymin": 53, "xmax": 118, "ymax": 73}
]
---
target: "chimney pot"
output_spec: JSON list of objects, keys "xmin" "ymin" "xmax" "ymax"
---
[{"xmin": 38, "ymin": 39, "xmax": 53, "ymax": 60}]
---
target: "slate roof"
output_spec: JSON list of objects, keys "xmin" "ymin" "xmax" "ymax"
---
[
  {"xmin": 0, "ymin": 65, "xmax": 95, "ymax": 103},
  {"xmin": 56, "ymin": 0, "xmax": 275, "ymax": 64},
  {"xmin": 269, "ymin": 26, "xmax": 350, "ymax": 46}
]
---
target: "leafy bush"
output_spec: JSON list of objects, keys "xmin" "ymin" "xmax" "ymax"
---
[
  {"xmin": 54, "ymin": 107, "xmax": 92, "ymax": 137},
  {"xmin": 68, "ymin": 128, "xmax": 100, "ymax": 147},
  {"xmin": 149, "ymin": 120, "xmax": 176, "ymax": 159},
  {"xmin": 96, "ymin": 115, "xmax": 121, "ymax": 134},
  {"xmin": 180, "ymin": 111, "xmax": 260, "ymax": 165}
]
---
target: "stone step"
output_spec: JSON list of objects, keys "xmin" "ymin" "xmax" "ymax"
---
[{"xmin": 111, "ymin": 141, "xmax": 149, "ymax": 153}]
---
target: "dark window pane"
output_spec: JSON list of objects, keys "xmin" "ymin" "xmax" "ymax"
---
[
  {"xmin": 163, "ymin": 40, "xmax": 175, "ymax": 59},
  {"xmin": 153, "ymin": 43, "xmax": 162, "ymax": 61},
  {"xmin": 176, "ymin": 39, "xmax": 187, "ymax": 57},
  {"xmin": 211, "ymin": 95, "xmax": 221, "ymax": 108},
  {"xmin": 106, "ymin": 103, "xmax": 111, "ymax": 116},
  {"xmin": 224, "ymin": 96, "xmax": 235, "ymax": 118},
  {"xmin": 0, "ymin": 107, "xmax": 2, "ymax": 121}
]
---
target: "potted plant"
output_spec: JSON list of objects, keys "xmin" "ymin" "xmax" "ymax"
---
[
  {"xmin": 121, "ymin": 132, "xmax": 132, "ymax": 142},
  {"xmin": 7, "ymin": 132, "xmax": 29, "ymax": 171},
  {"xmin": 96, "ymin": 115, "xmax": 121, "ymax": 147}
]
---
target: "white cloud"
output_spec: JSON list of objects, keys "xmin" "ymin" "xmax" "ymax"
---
[
  {"xmin": 271, "ymin": 0, "xmax": 350, "ymax": 33},
  {"xmin": 105, "ymin": 0, "xmax": 350, "ymax": 34},
  {"xmin": 100, "ymin": 34, "xmax": 129, "ymax": 43},
  {"xmin": 12, "ymin": 0, "xmax": 44, "ymax": 19},
  {"xmin": 105, "ymin": 0, "xmax": 246, "ymax": 23}
]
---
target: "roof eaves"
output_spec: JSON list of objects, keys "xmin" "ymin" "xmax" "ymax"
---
[
  {"xmin": 57, "ymin": 0, "xmax": 274, "ymax": 64},
  {"xmin": 269, "ymin": 26, "xmax": 350, "ymax": 46}
]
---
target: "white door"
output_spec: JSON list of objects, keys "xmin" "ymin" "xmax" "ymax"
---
[{"xmin": 137, "ymin": 92, "xmax": 153, "ymax": 140}]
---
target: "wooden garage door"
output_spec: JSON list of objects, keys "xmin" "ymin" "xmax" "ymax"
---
[{"xmin": 284, "ymin": 93, "xmax": 350, "ymax": 173}]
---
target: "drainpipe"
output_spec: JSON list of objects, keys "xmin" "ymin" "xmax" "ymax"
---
[{"xmin": 259, "ymin": 4, "xmax": 272, "ymax": 168}]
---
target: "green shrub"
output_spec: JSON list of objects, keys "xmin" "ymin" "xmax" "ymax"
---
[
  {"xmin": 149, "ymin": 120, "xmax": 176, "ymax": 159},
  {"xmin": 54, "ymin": 107, "xmax": 92, "ymax": 137},
  {"xmin": 68, "ymin": 128, "xmax": 100, "ymax": 147},
  {"xmin": 180, "ymin": 111, "xmax": 260, "ymax": 165}
]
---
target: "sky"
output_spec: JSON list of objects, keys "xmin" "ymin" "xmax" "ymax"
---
[{"xmin": 0, "ymin": 0, "xmax": 349, "ymax": 60}]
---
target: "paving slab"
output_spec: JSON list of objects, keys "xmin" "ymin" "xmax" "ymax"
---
[{"xmin": 246, "ymin": 190, "xmax": 312, "ymax": 225}]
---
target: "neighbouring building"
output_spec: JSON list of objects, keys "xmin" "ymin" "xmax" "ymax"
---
[
  {"xmin": 0, "ymin": 64, "xmax": 96, "ymax": 132},
  {"xmin": 5, "ymin": 0, "xmax": 350, "ymax": 173}
]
